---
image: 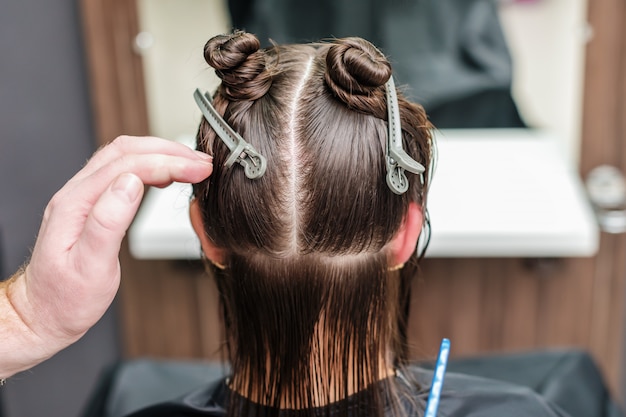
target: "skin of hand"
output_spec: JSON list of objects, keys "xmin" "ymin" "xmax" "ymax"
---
[{"xmin": 0, "ymin": 136, "xmax": 212, "ymax": 379}]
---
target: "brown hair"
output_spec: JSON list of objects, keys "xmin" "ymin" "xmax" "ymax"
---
[{"xmin": 193, "ymin": 30, "xmax": 433, "ymax": 417}]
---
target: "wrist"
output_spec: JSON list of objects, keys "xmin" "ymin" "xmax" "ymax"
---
[{"xmin": 0, "ymin": 267, "xmax": 74, "ymax": 379}]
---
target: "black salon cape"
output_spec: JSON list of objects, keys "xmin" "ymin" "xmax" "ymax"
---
[{"xmin": 125, "ymin": 366, "xmax": 571, "ymax": 417}]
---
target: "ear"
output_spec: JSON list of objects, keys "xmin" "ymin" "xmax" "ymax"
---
[
  {"xmin": 388, "ymin": 201, "xmax": 423, "ymax": 266},
  {"xmin": 189, "ymin": 199, "xmax": 226, "ymax": 266}
]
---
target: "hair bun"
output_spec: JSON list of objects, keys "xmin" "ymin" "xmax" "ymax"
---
[
  {"xmin": 325, "ymin": 37, "xmax": 392, "ymax": 111},
  {"xmin": 204, "ymin": 30, "xmax": 272, "ymax": 101}
]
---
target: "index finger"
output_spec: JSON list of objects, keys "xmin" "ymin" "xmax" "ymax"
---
[
  {"xmin": 39, "ymin": 153, "xmax": 212, "ymax": 252},
  {"xmin": 70, "ymin": 136, "xmax": 210, "ymax": 184}
]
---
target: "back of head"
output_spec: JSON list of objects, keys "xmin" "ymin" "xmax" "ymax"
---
[{"xmin": 193, "ymin": 30, "xmax": 433, "ymax": 417}]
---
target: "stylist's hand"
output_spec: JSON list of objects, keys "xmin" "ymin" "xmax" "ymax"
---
[{"xmin": 2, "ymin": 136, "xmax": 212, "ymax": 377}]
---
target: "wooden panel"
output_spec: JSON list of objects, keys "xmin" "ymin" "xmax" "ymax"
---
[
  {"xmin": 580, "ymin": 0, "xmax": 626, "ymax": 396},
  {"xmin": 410, "ymin": 258, "xmax": 596, "ymax": 359},
  {"xmin": 194, "ymin": 271, "xmax": 226, "ymax": 359},
  {"xmin": 79, "ymin": 0, "xmax": 149, "ymax": 145},
  {"xmin": 580, "ymin": 0, "xmax": 625, "ymax": 174},
  {"xmin": 117, "ymin": 248, "xmax": 217, "ymax": 358},
  {"xmin": 498, "ymin": 260, "xmax": 538, "ymax": 350}
]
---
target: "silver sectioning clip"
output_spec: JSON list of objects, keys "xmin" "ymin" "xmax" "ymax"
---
[
  {"xmin": 193, "ymin": 89, "xmax": 267, "ymax": 179},
  {"xmin": 385, "ymin": 77, "xmax": 425, "ymax": 195}
]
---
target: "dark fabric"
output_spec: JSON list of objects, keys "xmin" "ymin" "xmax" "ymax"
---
[
  {"xmin": 81, "ymin": 360, "xmax": 228, "ymax": 417},
  {"xmin": 439, "ymin": 350, "xmax": 624, "ymax": 417},
  {"xmin": 84, "ymin": 350, "xmax": 623, "ymax": 417},
  {"xmin": 228, "ymin": 0, "xmax": 526, "ymax": 128},
  {"xmin": 83, "ymin": 350, "xmax": 624, "ymax": 417},
  {"xmin": 124, "ymin": 367, "xmax": 570, "ymax": 417}
]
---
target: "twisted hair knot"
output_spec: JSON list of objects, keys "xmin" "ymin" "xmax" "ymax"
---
[
  {"xmin": 204, "ymin": 30, "xmax": 272, "ymax": 101},
  {"xmin": 325, "ymin": 37, "xmax": 392, "ymax": 114}
]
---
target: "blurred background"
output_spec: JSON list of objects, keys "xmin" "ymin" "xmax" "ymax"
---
[{"xmin": 1, "ymin": 0, "xmax": 625, "ymax": 416}]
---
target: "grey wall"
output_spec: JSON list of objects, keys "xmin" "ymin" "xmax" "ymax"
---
[{"xmin": 0, "ymin": 0, "xmax": 120, "ymax": 416}]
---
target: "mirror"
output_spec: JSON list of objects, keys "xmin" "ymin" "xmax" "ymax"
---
[
  {"xmin": 135, "ymin": 0, "xmax": 589, "ymax": 163},
  {"xmin": 135, "ymin": 0, "xmax": 230, "ymax": 142},
  {"xmin": 498, "ymin": 0, "xmax": 590, "ymax": 164}
]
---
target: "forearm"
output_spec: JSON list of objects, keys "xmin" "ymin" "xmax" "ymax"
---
[{"xmin": 0, "ymin": 268, "xmax": 76, "ymax": 379}]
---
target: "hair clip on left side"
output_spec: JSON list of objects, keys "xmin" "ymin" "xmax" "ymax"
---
[{"xmin": 193, "ymin": 89, "xmax": 267, "ymax": 179}]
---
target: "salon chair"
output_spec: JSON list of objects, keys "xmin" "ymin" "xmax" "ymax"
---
[{"xmin": 81, "ymin": 350, "xmax": 623, "ymax": 417}]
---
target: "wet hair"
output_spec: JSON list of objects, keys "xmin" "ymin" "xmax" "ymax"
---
[{"xmin": 193, "ymin": 30, "xmax": 434, "ymax": 417}]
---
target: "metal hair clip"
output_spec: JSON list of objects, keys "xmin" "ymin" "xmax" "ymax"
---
[
  {"xmin": 385, "ymin": 77, "xmax": 425, "ymax": 195},
  {"xmin": 193, "ymin": 89, "xmax": 267, "ymax": 179}
]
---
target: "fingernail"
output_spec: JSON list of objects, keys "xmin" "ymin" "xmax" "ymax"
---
[
  {"xmin": 194, "ymin": 151, "xmax": 212, "ymax": 160},
  {"xmin": 197, "ymin": 160, "xmax": 213, "ymax": 167},
  {"xmin": 112, "ymin": 173, "xmax": 142, "ymax": 203}
]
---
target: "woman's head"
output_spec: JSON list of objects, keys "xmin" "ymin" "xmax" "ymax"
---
[{"xmin": 190, "ymin": 30, "xmax": 433, "ymax": 414}]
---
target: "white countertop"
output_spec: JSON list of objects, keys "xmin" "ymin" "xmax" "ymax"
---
[{"xmin": 128, "ymin": 129, "xmax": 599, "ymax": 259}]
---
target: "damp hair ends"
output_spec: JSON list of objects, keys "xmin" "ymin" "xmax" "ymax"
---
[{"xmin": 192, "ymin": 31, "xmax": 434, "ymax": 417}]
